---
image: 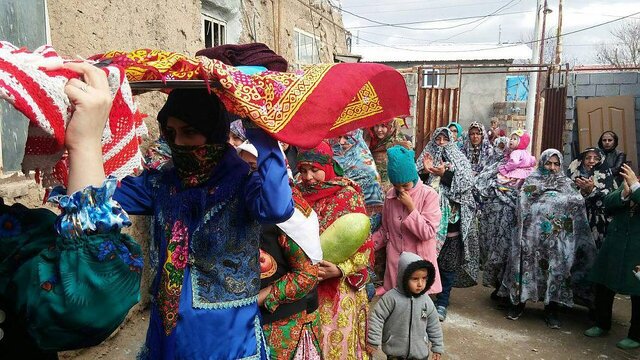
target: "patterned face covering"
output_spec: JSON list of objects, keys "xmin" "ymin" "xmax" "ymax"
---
[{"xmin": 168, "ymin": 142, "xmax": 228, "ymax": 188}]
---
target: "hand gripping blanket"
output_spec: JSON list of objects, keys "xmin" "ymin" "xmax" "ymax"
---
[
  {"xmin": 91, "ymin": 49, "xmax": 410, "ymax": 148},
  {"xmin": 0, "ymin": 42, "xmax": 147, "ymax": 186}
]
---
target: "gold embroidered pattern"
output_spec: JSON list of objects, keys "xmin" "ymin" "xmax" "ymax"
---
[
  {"xmin": 331, "ymin": 82, "xmax": 383, "ymax": 130},
  {"xmin": 202, "ymin": 58, "xmax": 333, "ymax": 132}
]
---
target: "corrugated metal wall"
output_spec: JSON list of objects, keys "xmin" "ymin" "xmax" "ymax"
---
[{"xmin": 415, "ymin": 87, "xmax": 459, "ymax": 154}]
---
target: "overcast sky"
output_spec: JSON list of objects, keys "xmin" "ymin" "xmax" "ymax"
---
[{"xmin": 338, "ymin": 0, "xmax": 640, "ymax": 64}]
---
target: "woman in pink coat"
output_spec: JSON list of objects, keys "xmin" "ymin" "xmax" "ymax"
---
[{"xmin": 372, "ymin": 145, "xmax": 443, "ymax": 296}]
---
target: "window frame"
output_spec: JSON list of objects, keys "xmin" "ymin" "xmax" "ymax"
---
[
  {"xmin": 201, "ymin": 14, "xmax": 226, "ymax": 48},
  {"xmin": 421, "ymin": 68, "xmax": 440, "ymax": 88},
  {"xmin": 293, "ymin": 28, "xmax": 321, "ymax": 64}
]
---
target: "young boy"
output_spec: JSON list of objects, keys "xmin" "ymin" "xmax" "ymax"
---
[{"xmin": 368, "ymin": 252, "xmax": 444, "ymax": 360}]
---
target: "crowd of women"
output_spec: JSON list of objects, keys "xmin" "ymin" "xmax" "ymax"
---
[{"xmin": 2, "ymin": 60, "xmax": 640, "ymax": 360}]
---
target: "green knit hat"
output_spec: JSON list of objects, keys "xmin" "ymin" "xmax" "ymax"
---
[{"xmin": 387, "ymin": 145, "xmax": 419, "ymax": 185}]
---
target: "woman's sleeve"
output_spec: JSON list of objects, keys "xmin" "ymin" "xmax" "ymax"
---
[
  {"xmin": 337, "ymin": 237, "xmax": 374, "ymax": 290},
  {"xmin": 440, "ymin": 170, "xmax": 454, "ymax": 187},
  {"xmin": 49, "ymin": 177, "xmax": 133, "ymax": 238},
  {"xmin": 603, "ymin": 186, "xmax": 627, "ymax": 213},
  {"xmin": 372, "ymin": 202, "xmax": 389, "ymax": 251},
  {"xmin": 4, "ymin": 180, "xmax": 143, "ymax": 351},
  {"xmin": 244, "ymin": 128, "xmax": 294, "ymax": 223},
  {"xmin": 112, "ymin": 171, "xmax": 155, "ymax": 215},
  {"xmin": 402, "ymin": 189, "xmax": 442, "ymax": 242},
  {"xmin": 263, "ymin": 235, "xmax": 318, "ymax": 313},
  {"xmin": 610, "ymin": 152, "xmax": 627, "ymax": 177}
]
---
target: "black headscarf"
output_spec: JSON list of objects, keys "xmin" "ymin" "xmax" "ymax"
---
[
  {"xmin": 597, "ymin": 131, "xmax": 619, "ymax": 153},
  {"xmin": 157, "ymin": 89, "xmax": 230, "ymax": 145}
]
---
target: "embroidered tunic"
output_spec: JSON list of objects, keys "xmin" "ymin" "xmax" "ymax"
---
[
  {"xmin": 309, "ymin": 182, "xmax": 373, "ymax": 360},
  {"xmin": 114, "ymin": 134, "xmax": 293, "ymax": 359}
]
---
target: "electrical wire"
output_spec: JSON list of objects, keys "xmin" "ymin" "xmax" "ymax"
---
[
  {"xmin": 335, "ymin": 0, "xmax": 525, "ymax": 30},
  {"xmin": 351, "ymin": 10, "xmax": 640, "ymax": 53},
  {"xmin": 346, "ymin": 0, "xmax": 506, "ymax": 14}
]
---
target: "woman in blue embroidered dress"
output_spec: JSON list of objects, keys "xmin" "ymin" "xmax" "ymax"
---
[{"xmin": 65, "ymin": 67, "xmax": 293, "ymax": 359}]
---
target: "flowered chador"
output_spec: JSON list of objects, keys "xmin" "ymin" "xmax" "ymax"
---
[
  {"xmin": 461, "ymin": 121, "xmax": 494, "ymax": 175},
  {"xmin": 567, "ymin": 147, "xmax": 618, "ymax": 249},
  {"xmin": 365, "ymin": 118, "xmax": 411, "ymax": 192},
  {"xmin": 416, "ymin": 127, "xmax": 479, "ymax": 289},
  {"xmin": 501, "ymin": 149, "xmax": 597, "ymax": 307}
]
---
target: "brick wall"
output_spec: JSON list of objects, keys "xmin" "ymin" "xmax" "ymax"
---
[{"xmin": 563, "ymin": 71, "xmax": 640, "ymax": 165}]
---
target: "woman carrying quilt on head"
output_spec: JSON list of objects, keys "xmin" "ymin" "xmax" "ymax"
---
[{"xmin": 63, "ymin": 63, "xmax": 294, "ymax": 359}]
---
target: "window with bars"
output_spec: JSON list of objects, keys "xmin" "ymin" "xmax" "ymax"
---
[
  {"xmin": 293, "ymin": 29, "xmax": 320, "ymax": 64},
  {"xmin": 202, "ymin": 15, "xmax": 226, "ymax": 48},
  {"xmin": 421, "ymin": 69, "xmax": 440, "ymax": 88}
]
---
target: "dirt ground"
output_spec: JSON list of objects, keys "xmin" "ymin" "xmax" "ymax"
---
[{"xmin": 62, "ymin": 282, "xmax": 638, "ymax": 360}]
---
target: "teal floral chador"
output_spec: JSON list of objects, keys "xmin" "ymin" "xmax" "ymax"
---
[{"xmin": 501, "ymin": 149, "xmax": 597, "ymax": 307}]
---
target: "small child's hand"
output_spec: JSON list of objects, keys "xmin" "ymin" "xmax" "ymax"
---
[
  {"xmin": 432, "ymin": 352, "xmax": 442, "ymax": 360},
  {"xmin": 397, "ymin": 190, "xmax": 416, "ymax": 212}
]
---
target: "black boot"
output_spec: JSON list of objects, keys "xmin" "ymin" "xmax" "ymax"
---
[
  {"xmin": 507, "ymin": 302, "xmax": 525, "ymax": 320},
  {"xmin": 544, "ymin": 302, "xmax": 562, "ymax": 329}
]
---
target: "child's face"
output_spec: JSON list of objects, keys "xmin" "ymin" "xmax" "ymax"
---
[
  {"xmin": 373, "ymin": 124, "xmax": 389, "ymax": 139},
  {"xmin": 407, "ymin": 268, "xmax": 429, "ymax": 295},
  {"xmin": 393, "ymin": 181, "xmax": 414, "ymax": 193},
  {"xmin": 508, "ymin": 134, "xmax": 520, "ymax": 149}
]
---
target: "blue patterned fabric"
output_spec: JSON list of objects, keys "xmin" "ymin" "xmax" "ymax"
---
[
  {"xmin": 328, "ymin": 129, "xmax": 384, "ymax": 207},
  {"xmin": 115, "ymin": 129, "xmax": 292, "ymax": 359},
  {"xmin": 48, "ymin": 177, "xmax": 131, "ymax": 239}
]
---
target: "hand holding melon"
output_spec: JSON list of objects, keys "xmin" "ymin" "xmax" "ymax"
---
[{"xmin": 320, "ymin": 213, "xmax": 371, "ymax": 264}]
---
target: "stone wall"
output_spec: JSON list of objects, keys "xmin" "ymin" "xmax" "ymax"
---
[
  {"xmin": 239, "ymin": 0, "xmax": 348, "ymax": 64},
  {"xmin": 564, "ymin": 71, "xmax": 640, "ymax": 164}
]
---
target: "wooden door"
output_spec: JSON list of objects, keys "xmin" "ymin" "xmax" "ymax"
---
[{"xmin": 576, "ymin": 96, "xmax": 637, "ymax": 172}]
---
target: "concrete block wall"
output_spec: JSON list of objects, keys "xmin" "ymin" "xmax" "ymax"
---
[{"xmin": 564, "ymin": 71, "xmax": 640, "ymax": 165}]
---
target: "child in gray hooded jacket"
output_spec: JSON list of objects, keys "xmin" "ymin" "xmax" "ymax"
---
[{"xmin": 368, "ymin": 252, "xmax": 444, "ymax": 360}]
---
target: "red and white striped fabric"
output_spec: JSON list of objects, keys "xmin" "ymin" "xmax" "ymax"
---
[{"xmin": 0, "ymin": 41, "xmax": 147, "ymax": 187}]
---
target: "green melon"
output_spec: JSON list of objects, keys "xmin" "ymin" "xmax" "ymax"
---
[{"xmin": 320, "ymin": 213, "xmax": 371, "ymax": 264}]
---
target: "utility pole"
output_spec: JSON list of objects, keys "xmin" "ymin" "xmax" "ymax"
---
[
  {"xmin": 532, "ymin": 0, "xmax": 551, "ymax": 155},
  {"xmin": 525, "ymin": 0, "xmax": 544, "ymax": 150},
  {"xmin": 555, "ymin": 0, "xmax": 564, "ymax": 65}
]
